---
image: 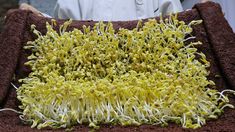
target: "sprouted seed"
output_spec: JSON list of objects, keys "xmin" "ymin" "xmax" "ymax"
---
[{"xmin": 17, "ymin": 15, "xmax": 235, "ymax": 129}]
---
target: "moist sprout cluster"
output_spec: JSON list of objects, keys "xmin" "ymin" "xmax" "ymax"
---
[{"xmin": 17, "ymin": 16, "xmax": 235, "ymax": 129}]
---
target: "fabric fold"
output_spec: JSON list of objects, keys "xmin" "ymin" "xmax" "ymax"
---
[
  {"xmin": 0, "ymin": 10, "xmax": 29, "ymax": 105},
  {"xmin": 194, "ymin": 2, "xmax": 235, "ymax": 89}
]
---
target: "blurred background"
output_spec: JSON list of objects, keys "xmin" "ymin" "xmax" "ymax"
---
[
  {"xmin": 0, "ymin": 0, "xmax": 234, "ymax": 32},
  {"xmin": 0, "ymin": 0, "xmax": 18, "ymax": 31},
  {"xmin": 0, "ymin": 0, "xmax": 56, "ymax": 31}
]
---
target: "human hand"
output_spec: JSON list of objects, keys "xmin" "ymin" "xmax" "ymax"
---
[
  {"xmin": 19, "ymin": 3, "xmax": 43, "ymax": 16},
  {"xmin": 200, "ymin": 0, "xmax": 211, "ymax": 3}
]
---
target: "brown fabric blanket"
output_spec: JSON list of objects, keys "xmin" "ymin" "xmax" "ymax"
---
[{"xmin": 0, "ymin": 2, "xmax": 235, "ymax": 131}]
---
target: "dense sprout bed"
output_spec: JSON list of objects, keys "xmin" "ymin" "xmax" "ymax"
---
[{"xmin": 17, "ymin": 16, "xmax": 235, "ymax": 129}]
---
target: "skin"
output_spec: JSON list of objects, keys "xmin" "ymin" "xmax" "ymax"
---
[
  {"xmin": 19, "ymin": 3, "xmax": 43, "ymax": 16},
  {"xmin": 200, "ymin": 0, "xmax": 211, "ymax": 3}
]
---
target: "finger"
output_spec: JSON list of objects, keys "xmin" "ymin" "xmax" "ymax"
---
[
  {"xmin": 19, "ymin": 3, "xmax": 43, "ymax": 17},
  {"xmin": 200, "ymin": 0, "xmax": 211, "ymax": 3}
]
